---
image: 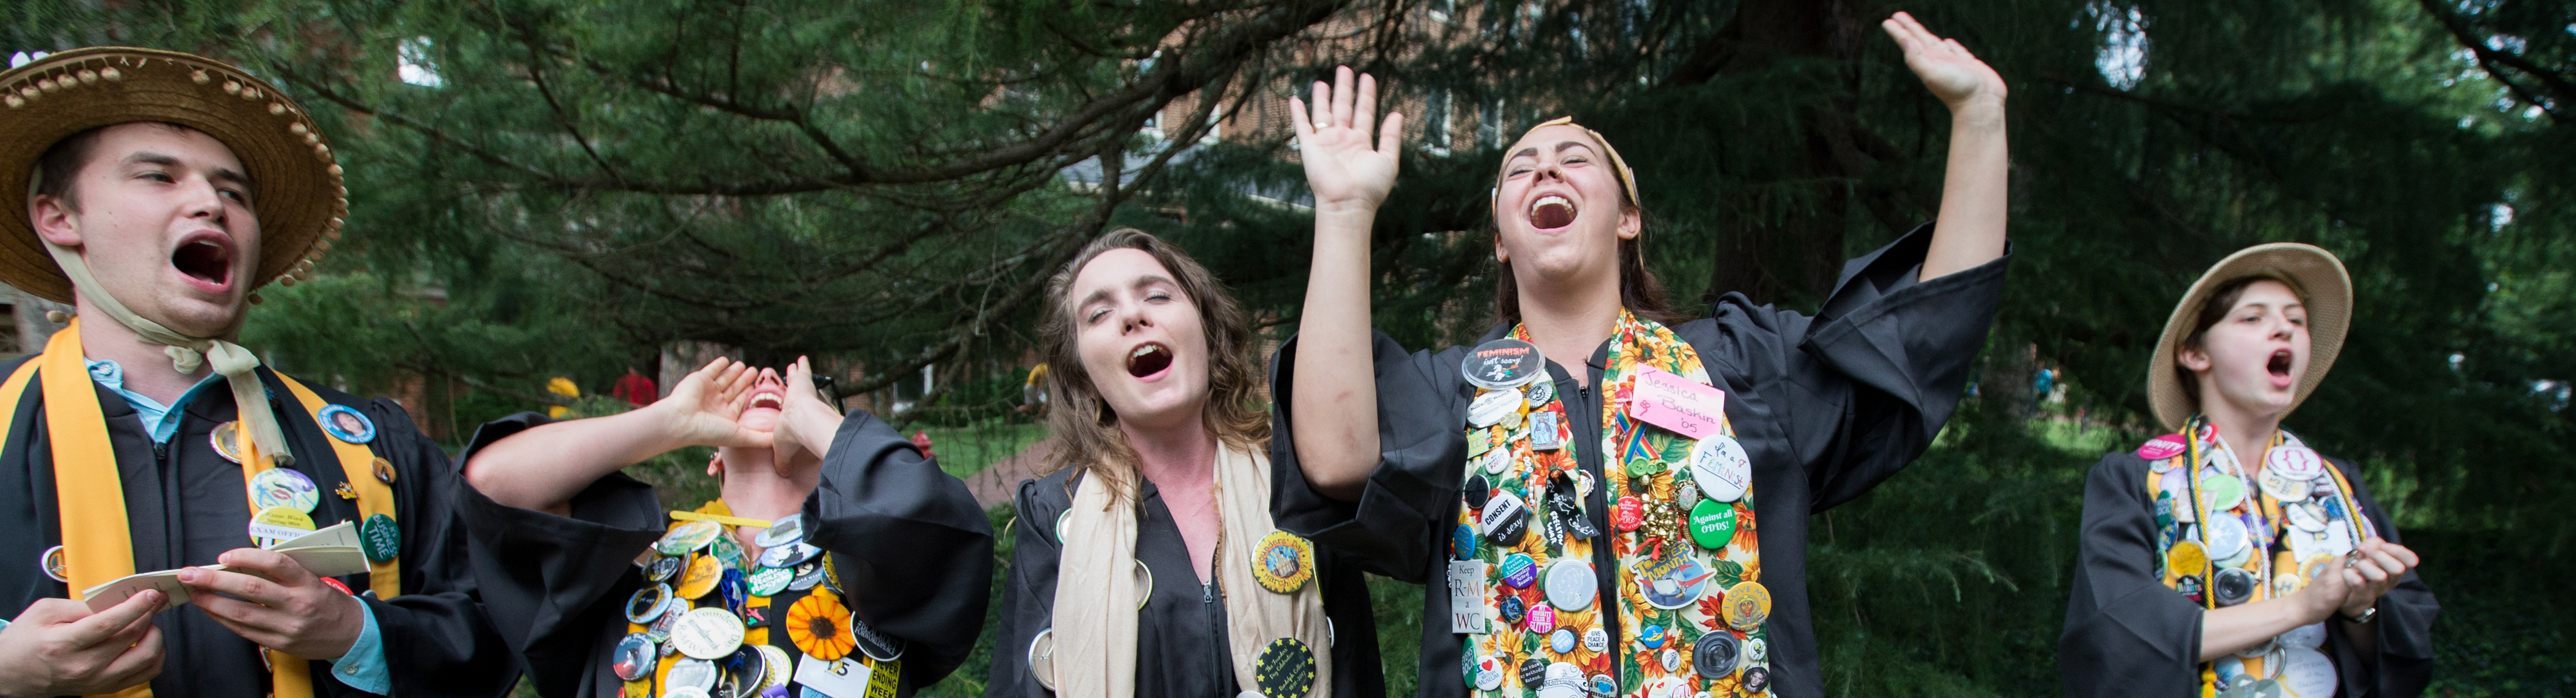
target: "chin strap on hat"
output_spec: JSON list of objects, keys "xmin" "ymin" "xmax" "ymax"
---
[{"xmin": 39, "ymin": 237, "xmax": 293, "ymax": 466}]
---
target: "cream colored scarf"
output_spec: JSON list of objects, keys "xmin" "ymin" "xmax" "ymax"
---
[
  {"xmin": 39, "ymin": 237, "xmax": 293, "ymax": 465},
  {"xmin": 1049, "ymin": 440, "xmax": 1334, "ymax": 697}
]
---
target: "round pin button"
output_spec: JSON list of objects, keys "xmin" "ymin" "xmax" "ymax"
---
[
  {"xmin": 646, "ymin": 554, "xmax": 683, "ymax": 582},
  {"xmin": 1463, "ymin": 338, "xmax": 1545, "ymax": 390},
  {"xmin": 675, "ymin": 555, "xmax": 722, "ymax": 599},
  {"xmin": 747, "ymin": 566, "xmax": 792, "ymax": 597},
  {"xmin": 658, "ymin": 521, "xmax": 723, "ymax": 556},
  {"xmin": 1481, "ymin": 492, "xmax": 1530, "ymax": 548},
  {"xmin": 754, "ymin": 514, "xmax": 805, "ymax": 549},
  {"xmin": 2286, "ymin": 502, "xmax": 2328, "ymax": 533},
  {"xmin": 668, "ymin": 607, "xmax": 746, "ymax": 659},
  {"xmin": 1741, "ymin": 666, "xmax": 1771, "ymax": 693},
  {"xmin": 1499, "ymin": 554, "xmax": 1538, "ymax": 589},
  {"xmin": 2267, "ymin": 445, "xmax": 2325, "ymax": 481},
  {"xmin": 755, "ymin": 644, "xmax": 793, "ymax": 692},
  {"xmin": 1746, "ymin": 638, "xmax": 1768, "ymax": 662},
  {"xmin": 1026, "ymin": 628, "xmax": 1058, "ymax": 690},
  {"xmin": 1686, "ymin": 436, "xmax": 1751, "ymax": 503},
  {"xmin": 2213, "ymin": 567, "xmax": 2256, "ymax": 606},
  {"xmin": 1452, "ymin": 525, "xmax": 1479, "ymax": 560},
  {"xmin": 1518, "ymin": 657, "xmax": 1547, "ymax": 687},
  {"xmin": 1527, "ymin": 604, "xmax": 1557, "ymax": 634},
  {"xmin": 2201, "ymin": 473, "xmax": 2248, "ymax": 512},
  {"xmin": 1463, "ymin": 475, "xmax": 1492, "ymax": 509},
  {"xmin": 626, "ymin": 583, "xmax": 675, "ymax": 623},
  {"xmin": 756, "ymin": 542, "xmax": 821, "ymax": 569},
  {"xmin": 1469, "ymin": 388, "xmax": 1524, "ymax": 428},
  {"xmin": 611, "ymin": 633, "xmax": 656, "ymax": 681},
  {"xmin": 1550, "ymin": 628, "xmax": 1575, "ymax": 654},
  {"xmin": 1526, "ymin": 376, "xmax": 1556, "ymax": 405},
  {"xmin": 1613, "ymin": 497, "xmax": 1644, "ymax": 532},
  {"xmin": 2259, "ymin": 469, "xmax": 2308, "ymax": 503},
  {"xmin": 1639, "ymin": 624, "xmax": 1665, "ymax": 649},
  {"xmin": 850, "ymin": 616, "xmax": 908, "ymax": 662},
  {"xmin": 370, "ymin": 456, "xmax": 397, "ymax": 485},
  {"xmin": 2136, "ymin": 433, "xmax": 2187, "ymax": 461},
  {"xmin": 1500, "ymin": 595, "xmax": 1526, "ymax": 624},
  {"xmin": 2168, "ymin": 540, "xmax": 2211, "ymax": 578},
  {"xmin": 1688, "ymin": 499, "xmax": 1737, "ymax": 550},
  {"xmin": 1253, "ymin": 531, "xmax": 1317, "ymax": 593},
  {"xmin": 2204, "ymin": 514, "xmax": 2252, "ymax": 561},
  {"xmin": 664, "ymin": 657, "xmax": 719, "ymax": 692},
  {"xmin": 1590, "ymin": 674, "xmax": 1616, "ymax": 696},
  {"xmin": 317, "ymin": 404, "xmax": 377, "ymax": 444},
  {"xmin": 250, "ymin": 467, "xmax": 321, "ymax": 513},
  {"xmin": 38, "ymin": 545, "xmax": 66, "ymax": 583},
  {"xmin": 1583, "ymin": 626, "xmax": 1607, "ymax": 652},
  {"xmin": 1475, "ymin": 656, "xmax": 1505, "ymax": 691},
  {"xmin": 247, "ymin": 505, "xmax": 316, "ymax": 542},
  {"xmin": 359, "ymin": 513, "xmax": 401, "ymax": 563},
  {"xmin": 1692, "ymin": 631, "xmax": 1738, "ymax": 678},
  {"xmin": 1723, "ymin": 581, "xmax": 1772, "ymax": 630},
  {"xmin": 1543, "ymin": 560, "xmax": 1596, "ymax": 611},
  {"xmin": 1659, "ymin": 648, "xmax": 1680, "ymax": 672},
  {"xmin": 209, "ymin": 421, "xmax": 246, "ymax": 463}
]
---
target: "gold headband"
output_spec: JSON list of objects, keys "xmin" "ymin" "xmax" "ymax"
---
[{"xmin": 1491, "ymin": 116, "xmax": 1641, "ymax": 206}]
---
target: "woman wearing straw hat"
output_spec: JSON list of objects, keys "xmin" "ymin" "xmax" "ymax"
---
[
  {"xmin": 2059, "ymin": 243, "xmax": 2437, "ymax": 697},
  {"xmin": 1273, "ymin": 12, "xmax": 2010, "ymax": 698},
  {"xmin": 0, "ymin": 49, "xmax": 513, "ymax": 696}
]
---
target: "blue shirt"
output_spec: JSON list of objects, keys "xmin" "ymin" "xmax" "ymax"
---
[{"xmin": 83, "ymin": 358, "xmax": 394, "ymax": 694}]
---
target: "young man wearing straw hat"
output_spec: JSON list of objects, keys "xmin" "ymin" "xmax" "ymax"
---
[
  {"xmin": 0, "ymin": 48, "xmax": 512, "ymax": 696},
  {"xmin": 2059, "ymin": 243, "xmax": 2438, "ymax": 697}
]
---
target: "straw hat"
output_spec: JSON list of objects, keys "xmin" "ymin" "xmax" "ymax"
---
[
  {"xmin": 2146, "ymin": 243, "xmax": 2352, "ymax": 432},
  {"xmin": 0, "ymin": 46, "xmax": 346, "ymax": 304}
]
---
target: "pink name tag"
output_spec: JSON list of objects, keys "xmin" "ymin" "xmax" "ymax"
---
[{"xmin": 1628, "ymin": 366, "xmax": 1726, "ymax": 440}]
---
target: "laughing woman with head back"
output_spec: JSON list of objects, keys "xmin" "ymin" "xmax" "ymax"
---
[
  {"xmin": 1272, "ymin": 12, "xmax": 2012, "ymax": 698},
  {"xmin": 986, "ymin": 229, "xmax": 1382, "ymax": 698}
]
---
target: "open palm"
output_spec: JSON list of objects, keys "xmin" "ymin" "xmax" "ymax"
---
[
  {"xmin": 661, "ymin": 357, "xmax": 769, "ymax": 449},
  {"xmin": 1884, "ymin": 12, "xmax": 2008, "ymax": 109},
  {"xmin": 1291, "ymin": 66, "xmax": 1403, "ymax": 213}
]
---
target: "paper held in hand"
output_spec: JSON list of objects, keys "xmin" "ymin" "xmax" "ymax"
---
[{"xmin": 80, "ymin": 521, "xmax": 372, "ymax": 612}]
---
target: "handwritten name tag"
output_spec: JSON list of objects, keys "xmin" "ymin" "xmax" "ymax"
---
[{"xmin": 1628, "ymin": 366, "xmax": 1726, "ymax": 440}]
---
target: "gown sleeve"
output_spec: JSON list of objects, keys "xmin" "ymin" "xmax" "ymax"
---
[
  {"xmin": 985, "ymin": 477, "xmax": 1068, "ymax": 698},
  {"xmin": 1697, "ymin": 223, "xmax": 2010, "ymax": 512},
  {"xmin": 452, "ymin": 412, "xmax": 667, "ymax": 698},
  {"xmin": 358, "ymin": 398, "xmax": 533, "ymax": 698},
  {"xmin": 1267, "ymin": 332, "xmax": 1470, "ymax": 583},
  {"xmin": 2328, "ymin": 456, "xmax": 2438, "ymax": 697},
  {"xmin": 800, "ymin": 410, "xmax": 996, "ymax": 690},
  {"xmin": 2058, "ymin": 452, "xmax": 2202, "ymax": 698}
]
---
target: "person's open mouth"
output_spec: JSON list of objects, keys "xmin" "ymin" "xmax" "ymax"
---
[
  {"xmin": 1529, "ymin": 195, "xmax": 1576, "ymax": 231},
  {"xmin": 2267, "ymin": 349, "xmax": 2296, "ymax": 388},
  {"xmin": 748, "ymin": 389, "xmax": 784, "ymax": 411},
  {"xmin": 170, "ymin": 231, "xmax": 234, "ymax": 292},
  {"xmin": 1127, "ymin": 342, "xmax": 1173, "ymax": 379}
]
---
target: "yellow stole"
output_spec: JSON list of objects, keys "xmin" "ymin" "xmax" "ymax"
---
[{"xmin": 0, "ymin": 320, "xmax": 402, "ymax": 697}]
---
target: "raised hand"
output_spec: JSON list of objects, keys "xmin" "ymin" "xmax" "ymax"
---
[
  {"xmin": 0, "ymin": 591, "xmax": 165, "ymax": 696},
  {"xmin": 772, "ymin": 356, "xmax": 843, "ymax": 472},
  {"xmin": 653, "ymin": 357, "xmax": 771, "ymax": 450},
  {"xmin": 1882, "ymin": 12, "xmax": 2007, "ymax": 111},
  {"xmin": 1289, "ymin": 66, "xmax": 1403, "ymax": 215}
]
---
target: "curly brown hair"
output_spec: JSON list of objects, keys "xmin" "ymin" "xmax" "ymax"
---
[{"xmin": 1036, "ymin": 228, "xmax": 1270, "ymax": 504}]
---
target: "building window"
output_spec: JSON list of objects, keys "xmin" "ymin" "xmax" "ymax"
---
[{"xmin": 1425, "ymin": 90, "xmax": 1451, "ymax": 154}]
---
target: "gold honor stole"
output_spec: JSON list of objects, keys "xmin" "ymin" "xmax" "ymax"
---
[
  {"xmin": 1453, "ymin": 311, "xmax": 1769, "ymax": 698},
  {"xmin": 2142, "ymin": 416, "xmax": 2375, "ymax": 697},
  {"xmin": 0, "ymin": 319, "xmax": 401, "ymax": 698}
]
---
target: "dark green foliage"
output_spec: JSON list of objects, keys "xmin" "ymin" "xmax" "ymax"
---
[{"xmin": 9, "ymin": 0, "xmax": 2574, "ymax": 693}]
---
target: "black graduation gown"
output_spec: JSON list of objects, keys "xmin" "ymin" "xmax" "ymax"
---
[
  {"xmin": 985, "ymin": 467, "xmax": 1386, "ymax": 698},
  {"xmin": 1267, "ymin": 224, "xmax": 2008, "ymax": 698},
  {"xmin": 0, "ymin": 359, "xmax": 515, "ymax": 697},
  {"xmin": 2059, "ymin": 450, "xmax": 2438, "ymax": 697},
  {"xmin": 455, "ymin": 409, "xmax": 994, "ymax": 698}
]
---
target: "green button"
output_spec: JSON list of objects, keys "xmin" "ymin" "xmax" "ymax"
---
[
  {"xmin": 360, "ymin": 513, "xmax": 400, "ymax": 563},
  {"xmin": 1689, "ymin": 499, "xmax": 1736, "ymax": 550}
]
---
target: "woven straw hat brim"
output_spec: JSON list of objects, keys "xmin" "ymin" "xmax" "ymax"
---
[
  {"xmin": 2146, "ymin": 243, "xmax": 2353, "ymax": 432},
  {"xmin": 0, "ymin": 47, "xmax": 346, "ymax": 304}
]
